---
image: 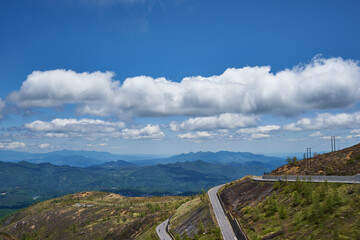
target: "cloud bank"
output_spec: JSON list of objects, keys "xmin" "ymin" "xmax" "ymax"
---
[
  {"xmin": 0, "ymin": 142, "xmax": 26, "ymax": 150},
  {"xmin": 8, "ymin": 57, "xmax": 360, "ymax": 119},
  {"xmin": 25, "ymin": 118, "xmax": 125, "ymax": 133},
  {"xmin": 169, "ymin": 113, "xmax": 257, "ymax": 131},
  {"xmin": 236, "ymin": 125, "xmax": 281, "ymax": 139},
  {"xmin": 120, "ymin": 124, "xmax": 164, "ymax": 139},
  {"xmin": 284, "ymin": 112, "xmax": 360, "ymax": 131},
  {"xmin": 39, "ymin": 143, "xmax": 51, "ymax": 149},
  {"xmin": 177, "ymin": 131, "xmax": 215, "ymax": 141},
  {"xmin": 24, "ymin": 118, "xmax": 164, "ymax": 140}
]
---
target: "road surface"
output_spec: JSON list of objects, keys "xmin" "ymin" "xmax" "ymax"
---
[
  {"xmin": 208, "ymin": 185, "xmax": 237, "ymax": 240},
  {"xmin": 156, "ymin": 218, "xmax": 172, "ymax": 240}
]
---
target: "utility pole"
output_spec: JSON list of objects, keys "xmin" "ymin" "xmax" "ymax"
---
[
  {"xmin": 307, "ymin": 148, "xmax": 312, "ymax": 169},
  {"xmin": 331, "ymin": 136, "xmax": 333, "ymax": 152},
  {"xmin": 331, "ymin": 136, "xmax": 336, "ymax": 152}
]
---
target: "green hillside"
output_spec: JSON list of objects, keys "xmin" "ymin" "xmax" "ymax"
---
[
  {"xmin": 0, "ymin": 191, "xmax": 189, "ymax": 240},
  {"xmin": 220, "ymin": 178, "xmax": 360, "ymax": 240}
]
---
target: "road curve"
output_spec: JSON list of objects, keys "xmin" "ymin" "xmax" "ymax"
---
[
  {"xmin": 156, "ymin": 218, "xmax": 172, "ymax": 240},
  {"xmin": 208, "ymin": 185, "xmax": 237, "ymax": 240}
]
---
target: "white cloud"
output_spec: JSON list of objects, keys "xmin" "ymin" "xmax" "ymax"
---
[
  {"xmin": 86, "ymin": 143, "xmax": 108, "ymax": 147},
  {"xmin": 39, "ymin": 143, "xmax": 51, "ymax": 149},
  {"xmin": 177, "ymin": 131, "xmax": 214, "ymax": 140},
  {"xmin": 282, "ymin": 123, "xmax": 302, "ymax": 131},
  {"xmin": 9, "ymin": 57, "xmax": 360, "ymax": 118},
  {"xmin": 236, "ymin": 125, "xmax": 280, "ymax": 140},
  {"xmin": 351, "ymin": 129, "xmax": 360, "ymax": 134},
  {"xmin": 169, "ymin": 113, "xmax": 257, "ymax": 131},
  {"xmin": 120, "ymin": 124, "xmax": 165, "ymax": 139},
  {"xmin": 237, "ymin": 125, "xmax": 281, "ymax": 134},
  {"xmin": 284, "ymin": 112, "xmax": 360, "ymax": 131},
  {"xmin": 0, "ymin": 142, "xmax": 26, "ymax": 150},
  {"xmin": 45, "ymin": 133, "xmax": 67, "ymax": 138},
  {"xmin": 310, "ymin": 131, "xmax": 322, "ymax": 137},
  {"xmin": 175, "ymin": 125, "xmax": 280, "ymax": 141},
  {"xmin": 9, "ymin": 70, "xmax": 117, "ymax": 109},
  {"xmin": 250, "ymin": 133, "xmax": 270, "ymax": 139},
  {"xmin": 23, "ymin": 118, "xmax": 163, "ymax": 140},
  {"xmin": 25, "ymin": 118, "xmax": 125, "ymax": 135},
  {"xmin": 321, "ymin": 135, "xmax": 354, "ymax": 140}
]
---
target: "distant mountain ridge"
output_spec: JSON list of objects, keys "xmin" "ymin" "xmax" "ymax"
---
[
  {"xmin": 132, "ymin": 151, "xmax": 284, "ymax": 166},
  {"xmin": 0, "ymin": 150, "xmax": 284, "ymax": 168},
  {"xmin": 89, "ymin": 160, "xmax": 136, "ymax": 169},
  {"xmin": 0, "ymin": 150, "xmax": 165, "ymax": 167},
  {"xmin": 20, "ymin": 155, "xmax": 105, "ymax": 168}
]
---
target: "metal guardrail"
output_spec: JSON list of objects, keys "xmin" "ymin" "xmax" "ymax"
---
[
  {"xmin": 167, "ymin": 217, "xmax": 175, "ymax": 240},
  {"xmin": 216, "ymin": 190, "xmax": 248, "ymax": 240},
  {"xmin": 262, "ymin": 174, "xmax": 360, "ymax": 183}
]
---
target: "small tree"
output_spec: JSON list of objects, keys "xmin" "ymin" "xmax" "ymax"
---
[
  {"xmin": 292, "ymin": 156, "xmax": 298, "ymax": 165},
  {"xmin": 198, "ymin": 222, "xmax": 205, "ymax": 234},
  {"xmin": 279, "ymin": 204, "xmax": 287, "ymax": 219},
  {"xmin": 287, "ymin": 156, "xmax": 298, "ymax": 166},
  {"xmin": 287, "ymin": 156, "xmax": 292, "ymax": 165}
]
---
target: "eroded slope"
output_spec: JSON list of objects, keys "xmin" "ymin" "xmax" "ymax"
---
[{"xmin": 170, "ymin": 193, "xmax": 222, "ymax": 240}]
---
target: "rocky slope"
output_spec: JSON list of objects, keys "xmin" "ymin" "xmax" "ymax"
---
[
  {"xmin": 170, "ymin": 193, "xmax": 221, "ymax": 240},
  {"xmin": 269, "ymin": 143, "xmax": 360, "ymax": 176}
]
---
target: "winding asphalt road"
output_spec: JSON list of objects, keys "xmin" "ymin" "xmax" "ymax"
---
[
  {"xmin": 208, "ymin": 185, "xmax": 237, "ymax": 240},
  {"xmin": 156, "ymin": 218, "xmax": 172, "ymax": 240},
  {"xmin": 157, "ymin": 184, "xmax": 238, "ymax": 240}
]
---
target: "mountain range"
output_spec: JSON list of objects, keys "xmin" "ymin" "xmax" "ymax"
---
[
  {"xmin": 131, "ymin": 151, "xmax": 283, "ymax": 166},
  {"xmin": 0, "ymin": 150, "xmax": 164, "ymax": 167},
  {"xmin": 0, "ymin": 151, "xmax": 284, "ymax": 218},
  {"xmin": 0, "ymin": 150, "xmax": 284, "ymax": 168}
]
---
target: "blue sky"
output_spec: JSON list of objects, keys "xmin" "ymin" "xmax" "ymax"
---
[{"xmin": 0, "ymin": 0, "xmax": 360, "ymax": 155}]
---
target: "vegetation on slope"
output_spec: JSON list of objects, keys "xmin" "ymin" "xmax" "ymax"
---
[
  {"xmin": 0, "ymin": 191, "xmax": 190, "ymax": 240},
  {"xmin": 220, "ymin": 178, "xmax": 360, "ymax": 240},
  {"xmin": 270, "ymin": 143, "xmax": 360, "ymax": 176},
  {"xmin": 170, "ymin": 191, "xmax": 222, "ymax": 240}
]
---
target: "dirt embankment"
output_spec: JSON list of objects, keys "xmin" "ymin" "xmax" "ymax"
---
[
  {"xmin": 220, "ymin": 178, "xmax": 273, "ymax": 215},
  {"xmin": 170, "ymin": 194, "xmax": 221, "ymax": 240},
  {"xmin": 270, "ymin": 143, "xmax": 360, "ymax": 176}
]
